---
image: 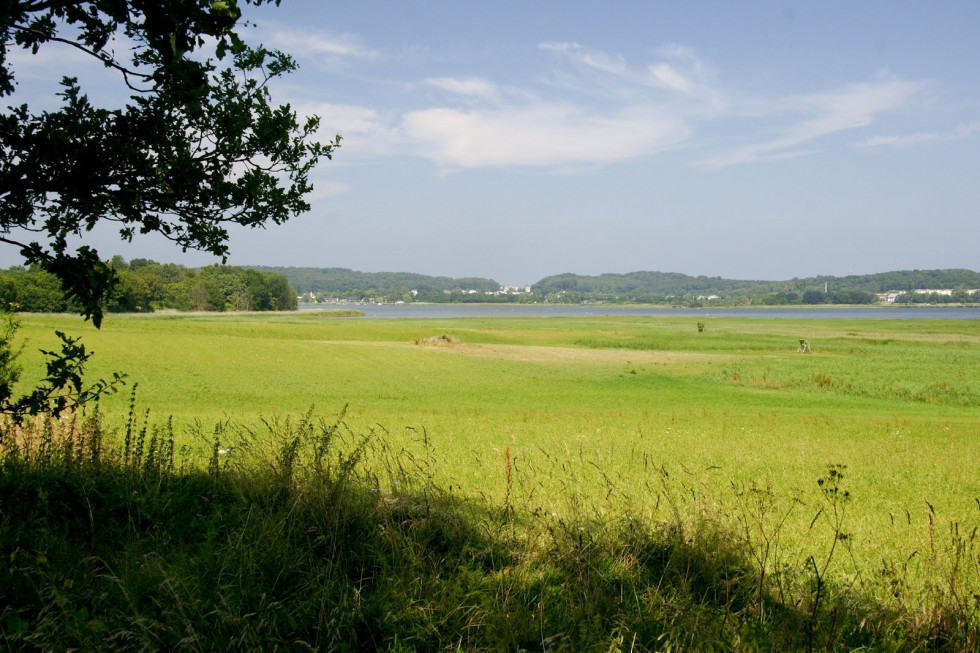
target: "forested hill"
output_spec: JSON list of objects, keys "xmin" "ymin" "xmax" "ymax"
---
[
  {"xmin": 533, "ymin": 271, "xmax": 769, "ymax": 296},
  {"xmin": 825, "ymin": 269, "xmax": 980, "ymax": 292},
  {"xmin": 257, "ymin": 266, "xmax": 980, "ymax": 305},
  {"xmin": 533, "ymin": 269, "xmax": 980, "ymax": 300},
  {"xmin": 249, "ymin": 267, "xmax": 500, "ymax": 298}
]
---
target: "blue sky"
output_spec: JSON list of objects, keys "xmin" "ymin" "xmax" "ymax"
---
[{"xmin": 8, "ymin": 1, "xmax": 980, "ymax": 284}]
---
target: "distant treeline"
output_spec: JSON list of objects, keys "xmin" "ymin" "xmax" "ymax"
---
[
  {"xmin": 534, "ymin": 269, "xmax": 980, "ymax": 304},
  {"xmin": 256, "ymin": 266, "xmax": 980, "ymax": 305},
  {"xmin": 250, "ymin": 267, "xmax": 503, "ymax": 303},
  {"xmin": 1, "ymin": 258, "xmax": 297, "ymax": 314},
  {"xmin": 534, "ymin": 271, "xmax": 769, "ymax": 303},
  {"xmin": 6, "ymin": 263, "xmax": 975, "ymax": 312}
]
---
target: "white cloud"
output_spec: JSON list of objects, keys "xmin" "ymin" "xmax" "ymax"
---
[
  {"xmin": 291, "ymin": 102, "xmax": 403, "ymax": 158},
  {"xmin": 425, "ymin": 76, "xmax": 500, "ymax": 101},
  {"xmin": 307, "ymin": 180, "xmax": 351, "ymax": 202},
  {"xmin": 276, "ymin": 32, "xmax": 930, "ymax": 175},
  {"xmin": 266, "ymin": 29, "xmax": 381, "ymax": 63},
  {"xmin": 402, "ymin": 103, "xmax": 688, "ymax": 168},
  {"xmin": 854, "ymin": 120, "xmax": 980, "ymax": 148},
  {"xmin": 539, "ymin": 42, "xmax": 632, "ymax": 78},
  {"xmin": 304, "ymin": 103, "xmax": 386, "ymax": 134},
  {"xmin": 647, "ymin": 63, "xmax": 696, "ymax": 94},
  {"xmin": 657, "ymin": 44, "xmax": 704, "ymax": 69},
  {"xmin": 697, "ymin": 79, "xmax": 922, "ymax": 169},
  {"xmin": 286, "ymin": 46, "xmax": 698, "ymax": 169},
  {"xmin": 645, "ymin": 44, "xmax": 712, "ymax": 96},
  {"xmin": 541, "ymin": 40, "xmax": 716, "ymax": 98},
  {"xmin": 538, "ymin": 41, "xmax": 725, "ymax": 118}
]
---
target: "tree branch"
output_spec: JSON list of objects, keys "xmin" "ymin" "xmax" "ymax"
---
[
  {"xmin": 0, "ymin": 234, "xmax": 36, "ymax": 254},
  {"xmin": 10, "ymin": 24, "xmax": 154, "ymax": 92},
  {"xmin": 19, "ymin": 1, "xmax": 89, "ymax": 13}
]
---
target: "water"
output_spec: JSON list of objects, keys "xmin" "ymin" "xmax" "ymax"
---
[{"xmin": 299, "ymin": 303, "xmax": 980, "ymax": 320}]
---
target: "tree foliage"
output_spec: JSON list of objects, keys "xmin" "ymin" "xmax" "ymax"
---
[
  {"xmin": 0, "ymin": 259, "xmax": 298, "ymax": 313},
  {"xmin": 0, "ymin": 0, "xmax": 338, "ymax": 326},
  {"xmin": 0, "ymin": 312, "xmax": 125, "ymax": 424},
  {"xmin": 256, "ymin": 266, "xmax": 501, "ymax": 301},
  {"xmin": 2, "ymin": 328, "xmax": 125, "ymax": 422},
  {"xmin": 0, "ymin": 314, "xmax": 20, "ymax": 409},
  {"xmin": 0, "ymin": 1, "xmax": 331, "ymax": 421}
]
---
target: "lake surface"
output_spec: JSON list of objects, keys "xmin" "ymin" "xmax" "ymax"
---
[{"xmin": 300, "ymin": 303, "xmax": 980, "ymax": 320}]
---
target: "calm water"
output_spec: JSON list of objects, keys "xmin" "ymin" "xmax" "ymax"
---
[{"xmin": 300, "ymin": 303, "xmax": 980, "ymax": 320}]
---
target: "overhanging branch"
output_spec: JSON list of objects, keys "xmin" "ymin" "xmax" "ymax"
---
[{"xmin": 10, "ymin": 24, "xmax": 154, "ymax": 92}]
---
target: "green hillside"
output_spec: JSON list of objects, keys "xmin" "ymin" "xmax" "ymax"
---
[{"xmin": 257, "ymin": 266, "xmax": 980, "ymax": 305}]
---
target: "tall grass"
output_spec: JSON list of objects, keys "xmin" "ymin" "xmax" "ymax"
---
[{"xmin": 1, "ymin": 404, "xmax": 976, "ymax": 651}]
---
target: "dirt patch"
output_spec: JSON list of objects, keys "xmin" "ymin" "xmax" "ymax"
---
[
  {"xmin": 318, "ymin": 338, "xmax": 735, "ymax": 365},
  {"xmin": 443, "ymin": 342, "xmax": 731, "ymax": 365},
  {"xmin": 415, "ymin": 334, "xmax": 462, "ymax": 346}
]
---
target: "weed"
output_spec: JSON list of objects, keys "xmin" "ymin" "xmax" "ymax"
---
[
  {"xmin": 731, "ymin": 479, "xmax": 801, "ymax": 618},
  {"xmin": 811, "ymin": 373, "xmax": 833, "ymax": 388},
  {"xmin": 802, "ymin": 464, "xmax": 856, "ymax": 651}
]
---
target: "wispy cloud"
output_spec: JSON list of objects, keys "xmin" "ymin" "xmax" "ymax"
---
[
  {"xmin": 425, "ymin": 76, "xmax": 501, "ymax": 102},
  {"xmin": 266, "ymin": 29, "xmax": 381, "ymax": 64},
  {"xmin": 307, "ymin": 180, "xmax": 352, "ymax": 202},
  {"xmin": 647, "ymin": 62, "xmax": 697, "ymax": 94},
  {"xmin": 541, "ymin": 41, "xmax": 718, "ymax": 99},
  {"xmin": 280, "ymin": 32, "xmax": 929, "ymax": 173},
  {"xmin": 697, "ymin": 79, "xmax": 923, "ymax": 169},
  {"xmin": 399, "ymin": 46, "xmax": 702, "ymax": 168},
  {"xmin": 292, "ymin": 102, "xmax": 404, "ymax": 158},
  {"xmin": 313, "ymin": 104, "xmax": 387, "ymax": 133},
  {"xmin": 402, "ymin": 103, "xmax": 688, "ymax": 168},
  {"xmin": 854, "ymin": 120, "xmax": 980, "ymax": 147},
  {"xmin": 645, "ymin": 44, "xmax": 715, "ymax": 97},
  {"xmin": 539, "ymin": 42, "xmax": 632, "ymax": 78}
]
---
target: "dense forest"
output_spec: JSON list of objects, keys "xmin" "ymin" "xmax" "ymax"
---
[{"xmin": 0, "ymin": 258, "xmax": 297, "ymax": 314}]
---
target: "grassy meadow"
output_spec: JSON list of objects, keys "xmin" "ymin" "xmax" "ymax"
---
[
  {"xmin": 3, "ymin": 310, "xmax": 978, "ymax": 650},
  {"xmin": 13, "ymin": 311, "xmax": 980, "ymax": 549}
]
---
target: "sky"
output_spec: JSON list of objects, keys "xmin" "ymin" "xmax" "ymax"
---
[{"xmin": 6, "ymin": 1, "xmax": 980, "ymax": 285}]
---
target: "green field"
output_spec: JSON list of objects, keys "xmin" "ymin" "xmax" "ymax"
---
[
  {"xmin": 16, "ymin": 311, "xmax": 979, "ymax": 534},
  {"xmin": 6, "ymin": 311, "xmax": 980, "ymax": 649}
]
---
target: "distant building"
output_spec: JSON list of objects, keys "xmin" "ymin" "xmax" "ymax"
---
[{"xmin": 876, "ymin": 288, "xmax": 978, "ymax": 303}]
